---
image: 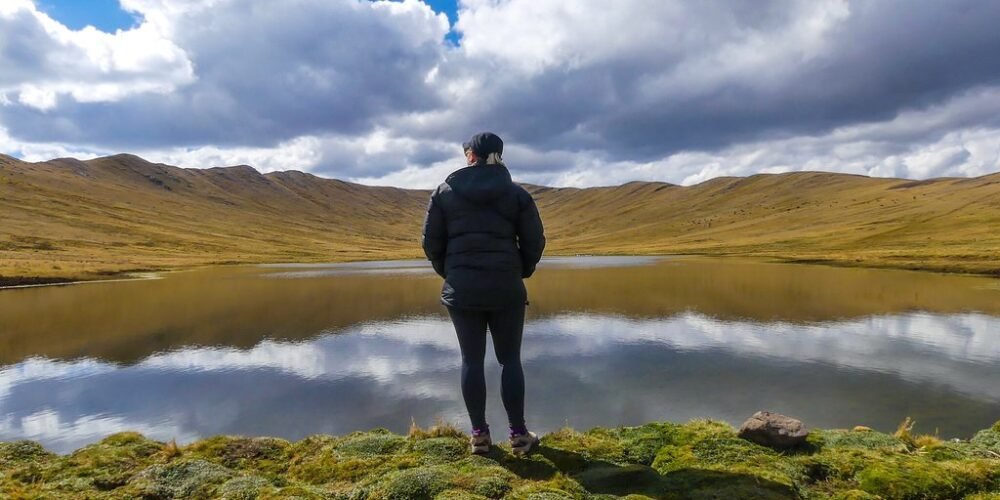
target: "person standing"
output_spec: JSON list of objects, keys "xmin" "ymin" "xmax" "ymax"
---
[{"xmin": 422, "ymin": 132, "xmax": 546, "ymax": 454}]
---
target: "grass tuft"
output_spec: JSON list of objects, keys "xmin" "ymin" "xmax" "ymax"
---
[
  {"xmin": 408, "ymin": 417, "xmax": 466, "ymax": 440},
  {"xmin": 161, "ymin": 438, "xmax": 182, "ymax": 460}
]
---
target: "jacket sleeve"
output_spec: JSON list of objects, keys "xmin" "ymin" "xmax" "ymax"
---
[
  {"xmin": 516, "ymin": 190, "xmax": 545, "ymax": 278},
  {"xmin": 422, "ymin": 191, "xmax": 447, "ymax": 278}
]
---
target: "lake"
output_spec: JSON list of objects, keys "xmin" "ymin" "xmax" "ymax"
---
[{"xmin": 1, "ymin": 256, "xmax": 998, "ymax": 453}]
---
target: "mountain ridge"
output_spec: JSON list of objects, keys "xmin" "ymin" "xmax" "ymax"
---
[{"xmin": 2, "ymin": 153, "xmax": 999, "ymax": 285}]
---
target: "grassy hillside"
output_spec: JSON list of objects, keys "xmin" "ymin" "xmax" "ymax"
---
[
  {"xmin": 2, "ymin": 419, "xmax": 999, "ymax": 499},
  {"xmin": 1, "ymin": 153, "xmax": 998, "ymax": 285}
]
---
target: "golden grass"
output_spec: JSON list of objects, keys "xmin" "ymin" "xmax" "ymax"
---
[
  {"xmin": 2, "ymin": 153, "xmax": 998, "ymax": 284},
  {"xmin": 408, "ymin": 418, "xmax": 467, "ymax": 440}
]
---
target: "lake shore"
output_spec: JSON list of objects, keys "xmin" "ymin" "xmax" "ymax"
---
[
  {"xmin": 2, "ymin": 249, "xmax": 998, "ymax": 290},
  {"xmin": 3, "ymin": 419, "xmax": 998, "ymax": 499}
]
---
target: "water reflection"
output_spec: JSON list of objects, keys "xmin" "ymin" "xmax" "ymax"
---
[
  {"xmin": 2, "ymin": 311, "xmax": 999, "ymax": 453},
  {"xmin": 1, "ymin": 257, "xmax": 999, "ymax": 453},
  {"xmin": 2, "ymin": 257, "xmax": 999, "ymax": 364}
]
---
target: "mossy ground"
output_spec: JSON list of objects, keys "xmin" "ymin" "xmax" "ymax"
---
[{"xmin": 2, "ymin": 420, "xmax": 998, "ymax": 499}]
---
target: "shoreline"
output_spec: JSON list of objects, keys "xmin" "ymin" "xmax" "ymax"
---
[
  {"xmin": 3, "ymin": 418, "xmax": 998, "ymax": 498},
  {"xmin": 0, "ymin": 272, "xmax": 164, "ymax": 290},
  {"xmin": 2, "ymin": 251, "xmax": 998, "ymax": 291}
]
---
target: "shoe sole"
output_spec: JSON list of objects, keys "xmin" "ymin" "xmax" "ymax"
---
[{"xmin": 511, "ymin": 435, "xmax": 539, "ymax": 454}]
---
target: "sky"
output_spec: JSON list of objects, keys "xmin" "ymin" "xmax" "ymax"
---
[{"xmin": 2, "ymin": 0, "xmax": 1000, "ymax": 189}]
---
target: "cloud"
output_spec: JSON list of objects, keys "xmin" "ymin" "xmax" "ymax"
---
[
  {"xmin": 2, "ymin": 0, "xmax": 1000, "ymax": 187},
  {"xmin": 0, "ymin": 0, "xmax": 193, "ymax": 110},
  {"xmin": 444, "ymin": 0, "xmax": 1000, "ymax": 158},
  {"xmin": 1, "ymin": 0, "xmax": 448, "ymax": 149}
]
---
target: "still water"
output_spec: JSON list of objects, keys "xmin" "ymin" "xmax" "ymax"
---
[{"xmin": 1, "ymin": 256, "xmax": 998, "ymax": 453}]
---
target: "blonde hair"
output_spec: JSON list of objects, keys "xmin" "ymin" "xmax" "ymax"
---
[{"xmin": 485, "ymin": 152, "xmax": 505, "ymax": 167}]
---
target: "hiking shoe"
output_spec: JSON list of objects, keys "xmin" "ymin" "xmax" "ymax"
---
[
  {"xmin": 510, "ymin": 431, "xmax": 539, "ymax": 454},
  {"xmin": 470, "ymin": 431, "xmax": 491, "ymax": 454}
]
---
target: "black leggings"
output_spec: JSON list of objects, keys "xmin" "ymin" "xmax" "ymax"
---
[{"xmin": 446, "ymin": 304, "xmax": 526, "ymax": 430}]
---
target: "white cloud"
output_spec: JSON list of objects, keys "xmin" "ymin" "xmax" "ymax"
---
[
  {"xmin": 0, "ymin": 0, "xmax": 194, "ymax": 110},
  {"xmin": 136, "ymin": 135, "xmax": 325, "ymax": 173},
  {"xmin": 16, "ymin": 85, "xmax": 57, "ymax": 111},
  {"xmin": 457, "ymin": 0, "xmax": 849, "ymax": 78},
  {"xmin": 0, "ymin": 125, "xmax": 102, "ymax": 161}
]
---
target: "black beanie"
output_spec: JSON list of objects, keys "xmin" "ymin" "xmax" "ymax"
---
[{"xmin": 467, "ymin": 132, "xmax": 503, "ymax": 158}]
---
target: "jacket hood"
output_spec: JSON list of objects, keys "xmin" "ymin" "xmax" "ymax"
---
[{"xmin": 445, "ymin": 164, "xmax": 512, "ymax": 204}]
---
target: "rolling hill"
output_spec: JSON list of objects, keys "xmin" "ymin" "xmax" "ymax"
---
[{"xmin": 1, "ymin": 153, "xmax": 998, "ymax": 285}]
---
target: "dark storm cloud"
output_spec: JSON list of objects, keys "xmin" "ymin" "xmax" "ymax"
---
[
  {"xmin": 446, "ymin": 0, "xmax": 1000, "ymax": 163},
  {"xmin": 0, "ymin": 8, "xmax": 58, "ymax": 85},
  {"xmin": 1, "ymin": 0, "xmax": 446, "ymax": 149},
  {"xmin": 309, "ymin": 137, "xmax": 457, "ymax": 179}
]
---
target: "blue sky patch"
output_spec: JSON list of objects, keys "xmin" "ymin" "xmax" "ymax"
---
[
  {"xmin": 379, "ymin": 0, "xmax": 461, "ymax": 44},
  {"xmin": 38, "ymin": 0, "xmax": 140, "ymax": 33},
  {"xmin": 424, "ymin": 0, "xmax": 462, "ymax": 45}
]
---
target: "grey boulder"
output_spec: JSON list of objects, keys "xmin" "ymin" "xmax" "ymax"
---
[{"xmin": 738, "ymin": 411, "xmax": 809, "ymax": 449}]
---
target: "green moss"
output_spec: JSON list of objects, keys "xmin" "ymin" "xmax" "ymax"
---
[
  {"xmin": 185, "ymin": 436, "xmax": 291, "ymax": 479},
  {"xmin": 919, "ymin": 441, "xmax": 992, "ymax": 461},
  {"xmin": 369, "ymin": 465, "xmax": 453, "ymax": 499},
  {"xmin": 540, "ymin": 428, "xmax": 625, "ymax": 466},
  {"xmin": 797, "ymin": 448, "xmax": 876, "ymax": 487},
  {"xmin": 652, "ymin": 437, "xmax": 803, "ymax": 490},
  {"xmin": 266, "ymin": 484, "xmax": 329, "ymax": 499},
  {"xmin": 287, "ymin": 431, "xmax": 435, "ymax": 487},
  {"xmin": 3, "ymin": 420, "xmax": 1000, "ymax": 499},
  {"xmin": 572, "ymin": 463, "xmax": 665, "ymax": 497},
  {"xmin": 602, "ymin": 421, "xmax": 720, "ymax": 465},
  {"xmin": 287, "ymin": 434, "xmax": 340, "ymax": 457},
  {"xmin": 470, "ymin": 475, "xmax": 513, "ymax": 498},
  {"xmin": 964, "ymin": 493, "xmax": 1000, "ymax": 500},
  {"xmin": 336, "ymin": 430, "xmax": 408, "ymax": 456},
  {"xmin": 0, "ymin": 441, "xmax": 54, "ymax": 468},
  {"xmin": 288, "ymin": 449, "xmax": 389, "ymax": 485},
  {"xmin": 359, "ymin": 457, "xmax": 518, "ymax": 499},
  {"xmin": 219, "ymin": 475, "xmax": 272, "ymax": 499},
  {"xmin": 127, "ymin": 458, "xmax": 235, "ymax": 499},
  {"xmin": 679, "ymin": 474, "xmax": 798, "ymax": 500},
  {"xmin": 827, "ymin": 490, "xmax": 883, "ymax": 499},
  {"xmin": 447, "ymin": 457, "xmax": 517, "ymax": 497},
  {"xmin": 0, "ymin": 441, "xmax": 58, "ymax": 495},
  {"xmin": 650, "ymin": 444, "xmax": 697, "ymax": 474},
  {"xmin": 811, "ymin": 428, "xmax": 909, "ymax": 452},
  {"xmin": 506, "ymin": 473, "xmax": 588, "ymax": 500},
  {"xmin": 35, "ymin": 432, "xmax": 166, "ymax": 493},
  {"xmin": 971, "ymin": 427, "xmax": 1000, "ymax": 453},
  {"xmin": 434, "ymin": 489, "xmax": 490, "ymax": 499},
  {"xmin": 407, "ymin": 437, "xmax": 469, "ymax": 464},
  {"xmin": 855, "ymin": 455, "xmax": 1000, "ymax": 500},
  {"xmin": 491, "ymin": 447, "xmax": 561, "ymax": 480}
]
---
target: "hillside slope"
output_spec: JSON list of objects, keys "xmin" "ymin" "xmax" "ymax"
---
[{"xmin": 1, "ymin": 153, "xmax": 998, "ymax": 284}]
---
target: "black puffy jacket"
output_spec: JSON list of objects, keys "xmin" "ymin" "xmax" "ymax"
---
[{"xmin": 422, "ymin": 163, "xmax": 545, "ymax": 310}]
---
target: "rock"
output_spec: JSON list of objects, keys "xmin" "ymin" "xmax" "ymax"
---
[{"xmin": 738, "ymin": 411, "xmax": 809, "ymax": 449}]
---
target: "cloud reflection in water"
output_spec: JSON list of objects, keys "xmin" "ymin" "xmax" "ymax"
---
[{"xmin": 2, "ymin": 311, "xmax": 998, "ymax": 453}]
